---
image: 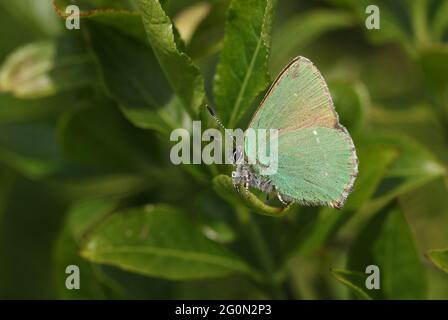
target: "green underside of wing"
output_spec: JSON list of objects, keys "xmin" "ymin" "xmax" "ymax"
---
[
  {"xmin": 249, "ymin": 57, "xmax": 338, "ymax": 131},
  {"xmin": 245, "ymin": 56, "xmax": 357, "ymax": 206},
  {"xmin": 251, "ymin": 127, "xmax": 356, "ymax": 205}
]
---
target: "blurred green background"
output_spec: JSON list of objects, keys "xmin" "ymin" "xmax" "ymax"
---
[{"xmin": 0, "ymin": 0, "xmax": 447, "ymax": 299}]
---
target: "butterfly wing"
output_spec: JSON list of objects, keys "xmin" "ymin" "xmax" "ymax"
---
[
  {"xmin": 270, "ymin": 127, "xmax": 356, "ymax": 208},
  {"xmin": 247, "ymin": 56, "xmax": 358, "ymax": 208},
  {"xmin": 249, "ymin": 56, "xmax": 338, "ymax": 131}
]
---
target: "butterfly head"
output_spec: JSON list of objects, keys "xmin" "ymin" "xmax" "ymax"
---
[
  {"xmin": 232, "ymin": 144, "xmax": 244, "ymax": 165},
  {"xmin": 231, "ymin": 146, "xmax": 250, "ymax": 187}
]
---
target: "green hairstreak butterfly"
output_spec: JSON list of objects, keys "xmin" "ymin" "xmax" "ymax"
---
[{"xmin": 210, "ymin": 56, "xmax": 358, "ymax": 209}]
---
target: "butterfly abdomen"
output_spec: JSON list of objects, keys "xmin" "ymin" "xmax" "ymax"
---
[{"xmin": 250, "ymin": 174, "xmax": 275, "ymax": 194}]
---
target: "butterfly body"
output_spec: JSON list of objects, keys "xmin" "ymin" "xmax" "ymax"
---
[
  {"xmin": 231, "ymin": 56, "xmax": 358, "ymax": 209},
  {"xmin": 231, "ymin": 148, "xmax": 275, "ymax": 194}
]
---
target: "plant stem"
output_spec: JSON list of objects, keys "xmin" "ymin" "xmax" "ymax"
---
[
  {"xmin": 412, "ymin": 0, "xmax": 429, "ymax": 46},
  {"xmin": 236, "ymin": 207, "xmax": 286, "ymax": 299}
]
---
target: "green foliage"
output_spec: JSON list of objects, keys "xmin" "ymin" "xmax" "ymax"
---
[
  {"xmin": 0, "ymin": 37, "xmax": 96, "ymax": 99},
  {"xmin": 85, "ymin": 20, "xmax": 183, "ymax": 136},
  {"xmin": 81, "ymin": 204, "xmax": 254, "ymax": 280},
  {"xmin": 0, "ymin": 0, "xmax": 447, "ymax": 300},
  {"xmin": 137, "ymin": 0, "xmax": 205, "ymax": 117},
  {"xmin": 214, "ymin": 0, "xmax": 276, "ymax": 127},
  {"xmin": 428, "ymin": 248, "xmax": 448, "ymax": 274},
  {"xmin": 345, "ymin": 204, "xmax": 427, "ymax": 299},
  {"xmin": 331, "ymin": 269, "xmax": 372, "ymax": 300},
  {"xmin": 213, "ymin": 175, "xmax": 293, "ymax": 217}
]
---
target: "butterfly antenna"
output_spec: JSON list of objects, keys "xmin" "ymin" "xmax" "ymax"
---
[
  {"xmin": 207, "ymin": 104, "xmax": 236, "ymax": 143},
  {"xmin": 206, "ymin": 104, "xmax": 239, "ymax": 165},
  {"xmin": 206, "ymin": 105, "xmax": 226, "ymax": 131}
]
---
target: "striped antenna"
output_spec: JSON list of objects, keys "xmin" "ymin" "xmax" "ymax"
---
[
  {"xmin": 206, "ymin": 105, "xmax": 239, "ymax": 165},
  {"xmin": 206, "ymin": 105, "xmax": 226, "ymax": 131}
]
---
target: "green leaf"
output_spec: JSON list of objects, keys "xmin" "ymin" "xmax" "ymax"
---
[
  {"xmin": 0, "ymin": 123, "xmax": 64, "ymax": 178},
  {"xmin": 119, "ymin": 97, "xmax": 187, "ymax": 136},
  {"xmin": 187, "ymin": 0, "xmax": 229, "ymax": 58},
  {"xmin": 53, "ymin": 225, "xmax": 125, "ymax": 299},
  {"xmin": 50, "ymin": 36, "xmax": 99, "ymax": 93},
  {"xmin": 360, "ymin": 133, "xmax": 446, "ymax": 202},
  {"xmin": 86, "ymin": 21, "xmax": 171, "ymax": 110},
  {"xmin": 54, "ymin": 197, "xmax": 127, "ymax": 299},
  {"xmin": 53, "ymin": 1, "xmax": 148, "ymax": 44},
  {"xmin": 213, "ymin": 175, "xmax": 293, "ymax": 217},
  {"xmin": 0, "ymin": 41, "xmax": 56, "ymax": 98},
  {"xmin": 137, "ymin": 0, "xmax": 205, "ymax": 117},
  {"xmin": 0, "ymin": 37, "xmax": 97, "ymax": 99},
  {"xmin": 214, "ymin": 0, "xmax": 277, "ymax": 128},
  {"xmin": 81, "ymin": 204, "xmax": 254, "ymax": 280},
  {"xmin": 347, "ymin": 204, "xmax": 427, "ymax": 299},
  {"xmin": 86, "ymin": 11, "xmax": 148, "ymax": 42},
  {"xmin": 331, "ymin": 269, "xmax": 373, "ymax": 300},
  {"xmin": 67, "ymin": 198, "xmax": 119, "ymax": 243},
  {"xmin": 57, "ymin": 97, "xmax": 159, "ymax": 175},
  {"xmin": 427, "ymin": 248, "xmax": 448, "ymax": 274},
  {"xmin": 86, "ymin": 21, "xmax": 185, "ymax": 136}
]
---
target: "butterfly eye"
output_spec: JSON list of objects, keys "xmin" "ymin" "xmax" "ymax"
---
[{"xmin": 233, "ymin": 146, "xmax": 244, "ymax": 164}]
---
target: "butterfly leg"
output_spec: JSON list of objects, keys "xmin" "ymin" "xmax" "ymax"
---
[
  {"xmin": 277, "ymin": 192, "xmax": 292, "ymax": 206},
  {"xmin": 235, "ymin": 183, "xmax": 252, "ymax": 203},
  {"xmin": 235, "ymin": 183, "xmax": 249, "ymax": 196},
  {"xmin": 273, "ymin": 185, "xmax": 289, "ymax": 206},
  {"xmin": 235, "ymin": 184, "xmax": 243, "ymax": 197}
]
